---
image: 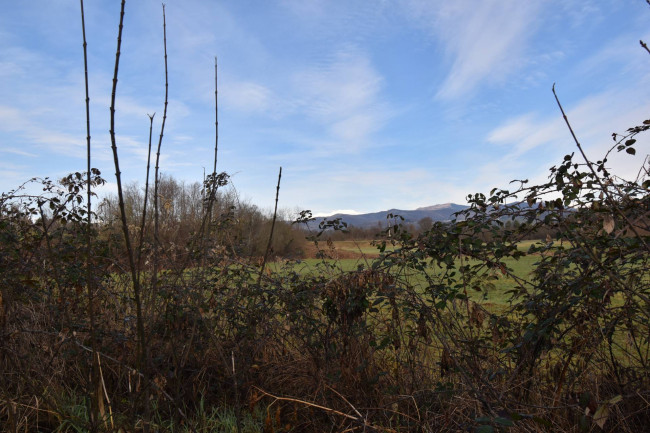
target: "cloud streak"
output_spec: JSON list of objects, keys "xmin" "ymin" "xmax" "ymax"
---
[
  {"xmin": 402, "ymin": 0, "xmax": 542, "ymax": 101},
  {"xmin": 290, "ymin": 47, "xmax": 390, "ymax": 151},
  {"xmin": 486, "ymin": 86, "xmax": 650, "ymax": 190}
]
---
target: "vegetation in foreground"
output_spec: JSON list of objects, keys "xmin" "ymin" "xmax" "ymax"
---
[{"xmin": 1, "ymin": 3, "xmax": 649, "ymax": 432}]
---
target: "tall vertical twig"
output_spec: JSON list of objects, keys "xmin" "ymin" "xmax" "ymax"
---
[
  {"xmin": 79, "ymin": 0, "xmax": 101, "ymax": 431},
  {"xmin": 152, "ymin": 4, "xmax": 169, "ymax": 298},
  {"xmin": 107, "ymin": 0, "xmax": 148, "ymax": 393},
  {"xmin": 201, "ymin": 56, "xmax": 219, "ymax": 265},
  {"xmin": 137, "ymin": 113, "xmax": 155, "ymax": 284},
  {"xmin": 213, "ymin": 56, "xmax": 219, "ymax": 178},
  {"xmin": 258, "ymin": 167, "xmax": 282, "ymax": 285},
  {"xmin": 106, "ymin": 0, "xmax": 151, "ymax": 426},
  {"xmin": 79, "ymin": 1, "xmax": 103, "ymax": 430}
]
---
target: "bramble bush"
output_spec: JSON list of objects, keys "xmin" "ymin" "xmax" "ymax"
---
[{"xmin": 0, "ymin": 2, "xmax": 648, "ymax": 432}]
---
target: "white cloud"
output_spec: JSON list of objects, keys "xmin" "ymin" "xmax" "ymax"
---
[
  {"xmin": 313, "ymin": 209, "xmax": 361, "ymax": 217},
  {"xmin": 488, "ymin": 114, "xmax": 537, "ymax": 145},
  {"xmin": 221, "ymin": 81, "xmax": 272, "ymax": 113},
  {"xmin": 488, "ymin": 113, "xmax": 565, "ymax": 156},
  {"xmin": 291, "ymin": 47, "xmax": 390, "ymax": 151},
  {"xmin": 485, "ymin": 87, "xmax": 650, "ymax": 190},
  {"xmin": 0, "ymin": 105, "xmax": 86, "ymax": 155},
  {"xmin": 280, "ymin": 0, "xmax": 327, "ymax": 21},
  {"xmin": 573, "ymin": 31, "xmax": 650, "ymax": 82},
  {"xmin": 330, "ymin": 114, "xmax": 376, "ymax": 143},
  {"xmin": 0, "ymin": 148, "xmax": 37, "ymax": 157},
  {"xmin": 295, "ymin": 49, "xmax": 382, "ymax": 116},
  {"xmin": 285, "ymin": 167, "xmax": 471, "ymax": 215},
  {"xmin": 0, "ymin": 105, "xmax": 27, "ymax": 131},
  {"xmin": 402, "ymin": 0, "xmax": 541, "ymax": 101}
]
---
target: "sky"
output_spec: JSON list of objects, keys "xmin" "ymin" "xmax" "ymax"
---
[{"xmin": 1, "ymin": 0, "xmax": 649, "ymax": 217}]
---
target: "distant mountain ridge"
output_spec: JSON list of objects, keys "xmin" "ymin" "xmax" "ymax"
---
[{"xmin": 312, "ymin": 203, "xmax": 468, "ymax": 229}]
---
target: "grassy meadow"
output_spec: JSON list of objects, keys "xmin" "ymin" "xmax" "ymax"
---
[{"xmin": 272, "ymin": 239, "xmax": 542, "ymax": 305}]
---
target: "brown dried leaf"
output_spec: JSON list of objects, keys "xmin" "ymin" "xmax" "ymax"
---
[{"xmin": 603, "ymin": 215, "xmax": 615, "ymax": 234}]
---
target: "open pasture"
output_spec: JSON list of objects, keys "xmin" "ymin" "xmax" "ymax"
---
[{"xmin": 274, "ymin": 239, "xmax": 545, "ymax": 304}]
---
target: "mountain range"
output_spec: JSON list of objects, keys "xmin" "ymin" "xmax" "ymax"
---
[{"xmin": 311, "ymin": 203, "xmax": 468, "ymax": 229}]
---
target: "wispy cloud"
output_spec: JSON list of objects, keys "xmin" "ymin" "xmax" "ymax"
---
[
  {"xmin": 285, "ymin": 167, "xmax": 470, "ymax": 215},
  {"xmin": 488, "ymin": 113, "xmax": 564, "ymax": 156},
  {"xmin": 572, "ymin": 30, "xmax": 650, "ymax": 82},
  {"xmin": 486, "ymin": 87, "xmax": 650, "ymax": 186},
  {"xmin": 1, "ymin": 148, "xmax": 37, "ymax": 158},
  {"xmin": 290, "ymin": 47, "xmax": 390, "ymax": 151},
  {"xmin": 0, "ymin": 105, "xmax": 85, "ymax": 154},
  {"xmin": 221, "ymin": 81, "xmax": 272, "ymax": 114},
  {"xmin": 402, "ymin": 0, "xmax": 541, "ymax": 101},
  {"xmin": 313, "ymin": 209, "xmax": 361, "ymax": 217}
]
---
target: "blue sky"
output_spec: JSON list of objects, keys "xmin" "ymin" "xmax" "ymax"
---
[{"xmin": 1, "ymin": 1, "xmax": 649, "ymax": 216}]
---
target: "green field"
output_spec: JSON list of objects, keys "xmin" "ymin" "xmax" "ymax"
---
[{"xmin": 271, "ymin": 239, "xmax": 545, "ymax": 308}]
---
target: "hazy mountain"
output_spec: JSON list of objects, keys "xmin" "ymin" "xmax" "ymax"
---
[{"xmin": 310, "ymin": 203, "xmax": 468, "ymax": 229}]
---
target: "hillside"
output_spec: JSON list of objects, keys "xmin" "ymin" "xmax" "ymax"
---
[{"xmin": 311, "ymin": 202, "xmax": 468, "ymax": 228}]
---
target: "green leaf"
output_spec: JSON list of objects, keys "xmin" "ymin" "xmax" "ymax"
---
[
  {"xmin": 593, "ymin": 404, "xmax": 609, "ymax": 429},
  {"xmin": 625, "ymin": 138, "xmax": 636, "ymax": 146},
  {"xmin": 494, "ymin": 417, "xmax": 514, "ymax": 426},
  {"xmin": 475, "ymin": 426, "xmax": 494, "ymax": 433},
  {"xmin": 608, "ymin": 395, "xmax": 622, "ymax": 405},
  {"xmin": 625, "ymin": 147, "xmax": 636, "ymax": 155}
]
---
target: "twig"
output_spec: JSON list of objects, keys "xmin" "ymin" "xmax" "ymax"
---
[
  {"xmin": 152, "ymin": 3, "xmax": 170, "ymax": 301},
  {"xmin": 201, "ymin": 56, "xmax": 219, "ymax": 268},
  {"xmin": 107, "ymin": 0, "xmax": 144, "ymax": 361},
  {"xmin": 640, "ymin": 40, "xmax": 650, "ymax": 55},
  {"xmin": 79, "ymin": 7, "xmax": 101, "ymax": 422},
  {"xmin": 231, "ymin": 351, "xmax": 242, "ymax": 433},
  {"xmin": 137, "ymin": 113, "xmax": 155, "ymax": 282},
  {"xmin": 326, "ymin": 385, "xmax": 363, "ymax": 419},
  {"xmin": 106, "ymin": 5, "xmax": 154, "ymax": 430},
  {"xmin": 79, "ymin": 0, "xmax": 95, "ymax": 356},
  {"xmin": 213, "ymin": 56, "xmax": 219, "ymax": 178},
  {"xmin": 96, "ymin": 352, "xmax": 115, "ymax": 430},
  {"xmin": 552, "ymin": 84, "xmax": 649, "ymax": 252},
  {"xmin": 208, "ymin": 56, "xmax": 219, "ymax": 219},
  {"xmin": 80, "ymin": 0, "xmax": 100, "ymax": 429},
  {"xmin": 0, "ymin": 399, "xmax": 59, "ymax": 418},
  {"xmin": 252, "ymin": 386, "xmax": 394, "ymax": 431},
  {"xmin": 258, "ymin": 167, "xmax": 282, "ymax": 285}
]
